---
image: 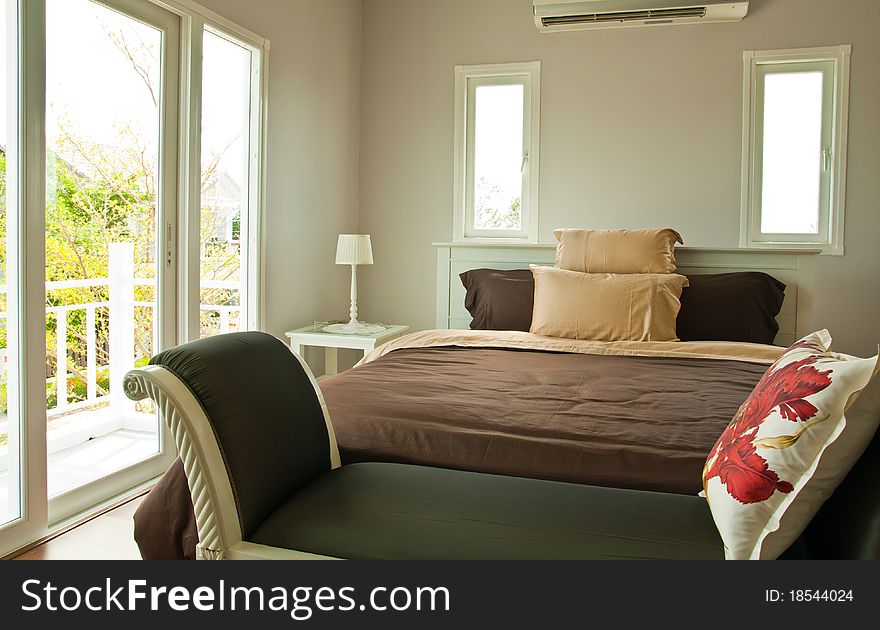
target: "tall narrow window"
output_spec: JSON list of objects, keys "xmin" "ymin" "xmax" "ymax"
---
[
  {"xmin": 454, "ymin": 62, "xmax": 540, "ymax": 241},
  {"xmin": 741, "ymin": 47, "xmax": 851, "ymax": 255},
  {"xmin": 200, "ymin": 28, "xmax": 259, "ymax": 338},
  {"xmin": 1, "ymin": 0, "xmax": 21, "ymax": 528}
]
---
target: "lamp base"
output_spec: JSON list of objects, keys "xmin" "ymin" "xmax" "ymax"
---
[{"xmin": 322, "ymin": 322, "xmax": 387, "ymax": 335}]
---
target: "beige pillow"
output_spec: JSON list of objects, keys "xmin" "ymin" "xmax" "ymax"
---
[
  {"xmin": 529, "ymin": 266, "xmax": 688, "ymax": 342},
  {"xmin": 554, "ymin": 228, "xmax": 684, "ymax": 274}
]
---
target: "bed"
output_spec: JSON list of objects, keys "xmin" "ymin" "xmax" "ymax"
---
[
  {"xmin": 325, "ymin": 332, "xmax": 780, "ymax": 494},
  {"xmin": 133, "ymin": 242, "xmax": 820, "ymax": 559}
]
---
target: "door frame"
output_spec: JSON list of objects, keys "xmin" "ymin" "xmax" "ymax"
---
[
  {"xmin": 0, "ymin": 0, "xmax": 49, "ymax": 556},
  {"xmin": 0, "ymin": 0, "xmax": 268, "ymax": 558}
]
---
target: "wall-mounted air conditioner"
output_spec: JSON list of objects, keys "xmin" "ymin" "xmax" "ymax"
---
[{"xmin": 534, "ymin": 0, "xmax": 749, "ymax": 32}]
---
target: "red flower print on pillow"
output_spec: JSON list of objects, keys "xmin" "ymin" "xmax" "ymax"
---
[{"xmin": 704, "ymin": 356, "xmax": 832, "ymax": 505}]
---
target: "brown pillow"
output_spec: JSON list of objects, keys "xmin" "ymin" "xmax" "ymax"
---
[
  {"xmin": 460, "ymin": 268, "xmax": 535, "ymax": 332},
  {"xmin": 529, "ymin": 266, "xmax": 688, "ymax": 342},
  {"xmin": 677, "ymin": 272, "xmax": 786, "ymax": 344},
  {"xmin": 554, "ymin": 228, "xmax": 683, "ymax": 274}
]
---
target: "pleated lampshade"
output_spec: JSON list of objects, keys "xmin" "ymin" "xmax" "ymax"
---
[{"xmin": 335, "ymin": 234, "xmax": 374, "ymax": 265}]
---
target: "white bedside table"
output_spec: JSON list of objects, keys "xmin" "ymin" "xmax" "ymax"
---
[{"xmin": 285, "ymin": 324, "xmax": 409, "ymax": 379}]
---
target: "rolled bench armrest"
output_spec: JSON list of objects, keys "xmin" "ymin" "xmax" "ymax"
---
[{"xmin": 125, "ymin": 365, "xmax": 243, "ymax": 559}]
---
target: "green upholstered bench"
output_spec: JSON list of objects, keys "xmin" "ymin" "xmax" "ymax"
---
[
  {"xmin": 124, "ymin": 332, "xmax": 878, "ymax": 560},
  {"xmin": 249, "ymin": 463, "xmax": 723, "ymax": 560}
]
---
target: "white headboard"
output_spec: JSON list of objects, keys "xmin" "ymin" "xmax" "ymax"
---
[{"xmin": 435, "ymin": 242, "xmax": 819, "ymax": 347}]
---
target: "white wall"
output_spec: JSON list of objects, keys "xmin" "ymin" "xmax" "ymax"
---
[
  {"xmin": 357, "ymin": 0, "xmax": 880, "ymax": 356},
  {"xmin": 198, "ymin": 0, "xmax": 363, "ymax": 347}
]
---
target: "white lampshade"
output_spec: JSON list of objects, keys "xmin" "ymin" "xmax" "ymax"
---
[{"xmin": 335, "ymin": 234, "xmax": 373, "ymax": 265}]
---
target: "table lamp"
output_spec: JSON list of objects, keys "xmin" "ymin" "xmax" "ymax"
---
[{"xmin": 323, "ymin": 234, "xmax": 385, "ymax": 335}]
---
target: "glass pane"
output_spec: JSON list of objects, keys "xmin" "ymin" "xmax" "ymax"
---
[
  {"xmin": 200, "ymin": 30, "xmax": 252, "ymax": 338},
  {"xmin": 760, "ymin": 71, "xmax": 824, "ymax": 235},
  {"xmin": 45, "ymin": 0, "xmax": 161, "ymax": 496},
  {"xmin": 1, "ymin": 0, "xmax": 21, "ymax": 526},
  {"xmin": 472, "ymin": 83, "xmax": 524, "ymax": 232}
]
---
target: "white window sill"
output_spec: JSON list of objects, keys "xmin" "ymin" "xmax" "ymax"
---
[{"xmin": 743, "ymin": 241, "xmax": 843, "ymax": 256}]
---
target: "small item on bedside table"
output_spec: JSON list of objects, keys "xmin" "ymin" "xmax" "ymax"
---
[
  {"xmin": 324, "ymin": 234, "xmax": 384, "ymax": 334},
  {"xmin": 324, "ymin": 322, "xmax": 387, "ymax": 335},
  {"xmin": 315, "ymin": 320, "xmax": 388, "ymax": 334}
]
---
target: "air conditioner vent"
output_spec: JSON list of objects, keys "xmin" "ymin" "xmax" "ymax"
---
[
  {"xmin": 533, "ymin": 1, "xmax": 748, "ymax": 32},
  {"xmin": 542, "ymin": 7, "xmax": 707, "ymax": 26}
]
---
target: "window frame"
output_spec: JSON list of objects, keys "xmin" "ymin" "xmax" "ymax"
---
[
  {"xmin": 740, "ymin": 46, "xmax": 851, "ymax": 256},
  {"xmin": 177, "ymin": 7, "xmax": 269, "ymax": 343},
  {"xmin": 453, "ymin": 61, "xmax": 541, "ymax": 242}
]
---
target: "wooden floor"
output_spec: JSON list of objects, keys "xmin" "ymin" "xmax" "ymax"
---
[{"xmin": 13, "ymin": 495, "xmax": 145, "ymax": 560}]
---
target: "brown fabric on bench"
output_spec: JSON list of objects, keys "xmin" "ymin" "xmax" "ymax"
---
[{"xmin": 134, "ymin": 458, "xmax": 197, "ymax": 560}]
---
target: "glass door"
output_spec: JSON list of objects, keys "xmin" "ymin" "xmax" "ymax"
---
[
  {"xmin": 0, "ymin": 0, "xmax": 21, "ymax": 532},
  {"xmin": 0, "ymin": 0, "xmax": 264, "ymax": 557},
  {"xmin": 44, "ymin": 0, "xmax": 178, "ymax": 520}
]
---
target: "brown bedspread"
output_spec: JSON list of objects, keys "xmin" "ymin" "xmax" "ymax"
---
[
  {"xmin": 324, "ymin": 347, "xmax": 767, "ymax": 495},
  {"xmin": 134, "ymin": 344, "xmax": 768, "ymax": 559}
]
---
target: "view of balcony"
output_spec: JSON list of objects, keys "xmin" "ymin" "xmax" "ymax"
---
[{"xmin": 0, "ymin": 258, "xmax": 241, "ymax": 524}]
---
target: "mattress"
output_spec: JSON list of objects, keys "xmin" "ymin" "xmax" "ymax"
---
[{"xmin": 323, "ymin": 332, "xmax": 776, "ymax": 494}]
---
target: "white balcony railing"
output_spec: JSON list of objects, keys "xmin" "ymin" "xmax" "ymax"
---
[{"xmin": 0, "ymin": 242, "xmax": 241, "ymax": 420}]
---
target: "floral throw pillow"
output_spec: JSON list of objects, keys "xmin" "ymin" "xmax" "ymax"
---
[{"xmin": 703, "ymin": 330, "xmax": 879, "ymax": 560}]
